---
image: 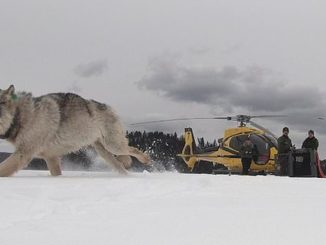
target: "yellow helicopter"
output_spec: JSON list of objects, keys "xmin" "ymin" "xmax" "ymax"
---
[
  {"xmin": 179, "ymin": 115, "xmax": 283, "ymax": 174},
  {"xmin": 132, "ymin": 115, "xmax": 283, "ymax": 174}
]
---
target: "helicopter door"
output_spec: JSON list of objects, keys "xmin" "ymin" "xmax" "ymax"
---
[
  {"xmin": 228, "ymin": 134, "xmax": 271, "ymax": 165},
  {"xmin": 248, "ymin": 135, "xmax": 270, "ymax": 165}
]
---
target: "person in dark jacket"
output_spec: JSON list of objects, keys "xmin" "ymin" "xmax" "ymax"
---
[
  {"xmin": 301, "ymin": 130, "xmax": 319, "ymax": 174},
  {"xmin": 302, "ymin": 130, "xmax": 319, "ymax": 151},
  {"xmin": 240, "ymin": 136, "xmax": 258, "ymax": 175},
  {"xmin": 277, "ymin": 127, "xmax": 293, "ymax": 176}
]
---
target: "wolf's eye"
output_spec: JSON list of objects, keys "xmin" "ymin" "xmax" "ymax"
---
[{"xmin": 0, "ymin": 101, "xmax": 6, "ymax": 105}]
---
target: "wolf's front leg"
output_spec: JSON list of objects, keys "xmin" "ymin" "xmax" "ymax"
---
[
  {"xmin": 45, "ymin": 157, "xmax": 62, "ymax": 176},
  {"xmin": 0, "ymin": 152, "xmax": 32, "ymax": 177}
]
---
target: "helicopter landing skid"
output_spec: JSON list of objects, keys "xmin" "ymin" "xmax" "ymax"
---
[{"xmin": 212, "ymin": 169, "xmax": 268, "ymax": 176}]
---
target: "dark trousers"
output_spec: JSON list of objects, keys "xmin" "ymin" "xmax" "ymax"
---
[
  {"xmin": 278, "ymin": 154, "xmax": 289, "ymax": 176},
  {"xmin": 241, "ymin": 158, "xmax": 252, "ymax": 175}
]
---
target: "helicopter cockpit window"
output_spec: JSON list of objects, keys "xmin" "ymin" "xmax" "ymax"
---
[
  {"xmin": 249, "ymin": 135, "xmax": 270, "ymax": 165},
  {"xmin": 264, "ymin": 134, "xmax": 278, "ymax": 148},
  {"xmin": 229, "ymin": 135, "xmax": 250, "ymax": 152}
]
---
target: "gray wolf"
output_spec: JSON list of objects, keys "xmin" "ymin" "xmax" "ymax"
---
[{"xmin": 0, "ymin": 85, "xmax": 150, "ymax": 177}]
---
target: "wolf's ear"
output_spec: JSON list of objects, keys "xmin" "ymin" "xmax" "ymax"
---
[
  {"xmin": 6, "ymin": 85, "xmax": 15, "ymax": 95},
  {"xmin": 3, "ymin": 85, "xmax": 17, "ymax": 100}
]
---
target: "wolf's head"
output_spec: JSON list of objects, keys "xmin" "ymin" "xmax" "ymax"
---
[{"xmin": 0, "ymin": 85, "xmax": 18, "ymax": 136}]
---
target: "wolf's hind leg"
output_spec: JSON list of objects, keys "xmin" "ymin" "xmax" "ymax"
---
[
  {"xmin": 105, "ymin": 143, "xmax": 151, "ymax": 165},
  {"xmin": 0, "ymin": 152, "xmax": 32, "ymax": 177},
  {"xmin": 102, "ymin": 134, "xmax": 151, "ymax": 165},
  {"xmin": 45, "ymin": 157, "xmax": 62, "ymax": 176},
  {"xmin": 128, "ymin": 147, "xmax": 151, "ymax": 164},
  {"xmin": 116, "ymin": 155, "xmax": 133, "ymax": 169},
  {"xmin": 94, "ymin": 142, "xmax": 128, "ymax": 174}
]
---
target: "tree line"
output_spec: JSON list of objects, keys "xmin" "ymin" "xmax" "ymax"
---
[{"xmin": 126, "ymin": 131, "xmax": 217, "ymax": 172}]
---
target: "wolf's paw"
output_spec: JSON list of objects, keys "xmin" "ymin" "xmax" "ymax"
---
[{"xmin": 141, "ymin": 153, "xmax": 152, "ymax": 165}]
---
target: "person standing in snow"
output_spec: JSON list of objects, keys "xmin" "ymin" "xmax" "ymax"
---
[
  {"xmin": 277, "ymin": 127, "xmax": 293, "ymax": 176},
  {"xmin": 301, "ymin": 130, "xmax": 319, "ymax": 175},
  {"xmin": 302, "ymin": 130, "xmax": 319, "ymax": 151},
  {"xmin": 240, "ymin": 136, "xmax": 257, "ymax": 175}
]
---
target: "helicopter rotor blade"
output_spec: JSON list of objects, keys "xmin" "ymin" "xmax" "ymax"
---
[
  {"xmin": 130, "ymin": 117, "xmax": 230, "ymax": 126},
  {"xmin": 130, "ymin": 114, "xmax": 286, "ymax": 126},
  {"xmin": 250, "ymin": 115, "xmax": 287, "ymax": 119},
  {"xmin": 249, "ymin": 120, "xmax": 278, "ymax": 139}
]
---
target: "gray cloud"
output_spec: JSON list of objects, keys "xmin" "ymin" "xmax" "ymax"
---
[
  {"xmin": 138, "ymin": 57, "xmax": 323, "ymax": 112},
  {"xmin": 188, "ymin": 47, "xmax": 211, "ymax": 55},
  {"xmin": 138, "ymin": 56, "xmax": 326, "ymax": 133},
  {"xmin": 74, "ymin": 59, "xmax": 108, "ymax": 78}
]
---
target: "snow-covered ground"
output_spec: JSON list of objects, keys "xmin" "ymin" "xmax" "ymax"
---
[{"xmin": 0, "ymin": 171, "xmax": 325, "ymax": 245}]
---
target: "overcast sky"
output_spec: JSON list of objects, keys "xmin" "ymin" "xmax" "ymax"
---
[{"xmin": 1, "ymin": 0, "xmax": 326, "ymax": 156}]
